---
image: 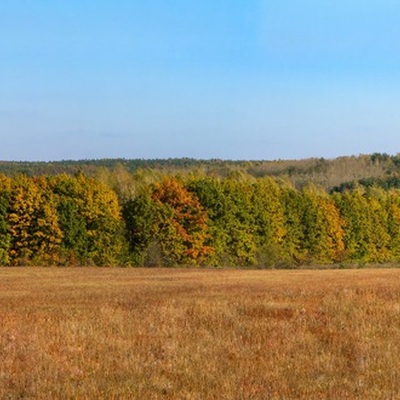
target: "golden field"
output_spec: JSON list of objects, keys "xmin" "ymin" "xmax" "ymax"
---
[{"xmin": 1, "ymin": 268, "xmax": 400, "ymax": 399}]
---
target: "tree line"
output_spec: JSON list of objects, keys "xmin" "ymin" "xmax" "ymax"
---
[
  {"xmin": 2, "ymin": 152, "xmax": 400, "ymax": 191},
  {"xmin": 1, "ymin": 172, "xmax": 400, "ymax": 267}
]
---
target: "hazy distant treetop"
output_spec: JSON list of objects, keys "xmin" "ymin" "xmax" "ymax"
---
[{"xmin": 1, "ymin": 153, "xmax": 400, "ymax": 192}]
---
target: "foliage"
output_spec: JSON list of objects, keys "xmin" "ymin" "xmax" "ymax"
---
[
  {"xmin": 0, "ymin": 175, "xmax": 11, "ymax": 265},
  {"xmin": 50, "ymin": 173, "xmax": 127, "ymax": 266},
  {"xmin": 122, "ymin": 192, "xmax": 156, "ymax": 265},
  {"xmin": 1, "ymin": 152, "xmax": 399, "ymax": 191},
  {"xmin": 386, "ymin": 190, "xmax": 400, "ymax": 260},
  {"xmin": 301, "ymin": 185, "xmax": 345, "ymax": 263},
  {"xmin": 188, "ymin": 177, "xmax": 259, "ymax": 266},
  {"xmin": 333, "ymin": 187, "xmax": 391, "ymax": 263},
  {"xmin": 1, "ymin": 169, "xmax": 400, "ymax": 266},
  {"xmin": 7, "ymin": 176, "xmax": 63, "ymax": 265},
  {"xmin": 128, "ymin": 177, "xmax": 212, "ymax": 266}
]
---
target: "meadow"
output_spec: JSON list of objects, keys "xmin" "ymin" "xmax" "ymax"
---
[{"xmin": 1, "ymin": 267, "xmax": 400, "ymax": 399}]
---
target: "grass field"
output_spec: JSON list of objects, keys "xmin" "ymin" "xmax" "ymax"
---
[{"xmin": 2, "ymin": 267, "xmax": 400, "ymax": 399}]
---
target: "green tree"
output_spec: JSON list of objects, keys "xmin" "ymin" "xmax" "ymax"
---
[
  {"xmin": 187, "ymin": 177, "xmax": 231, "ymax": 265},
  {"xmin": 122, "ymin": 192, "xmax": 156, "ymax": 265},
  {"xmin": 189, "ymin": 177, "xmax": 258, "ymax": 266},
  {"xmin": 50, "ymin": 173, "xmax": 127, "ymax": 266},
  {"xmin": 333, "ymin": 187, "xmax": 391, "ymax": 263},
  {"xmin": 280, "ymin": 184, "xmax": 307, "ymax": 265},
  {"xmin": 0, "ymin": 175, "xmax": 11, "ymax": 265}
]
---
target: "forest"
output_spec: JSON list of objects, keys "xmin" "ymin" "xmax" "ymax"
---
[{"xmin": 1, "ymin": 153, "xmax": 400, "ymax": 267}]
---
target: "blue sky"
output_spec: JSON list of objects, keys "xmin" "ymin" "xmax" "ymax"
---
[{"xmin": 1, "ymin": 0, "xmax": 400, "ymax": 161}]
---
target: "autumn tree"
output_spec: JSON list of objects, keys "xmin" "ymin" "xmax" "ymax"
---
[
  {"xmin": 150, "ymin": 177, "xmax": 212, "ymax": 265},
  {"xmin": 300, "ymin": 184, "xmax": 345, "ymax": 263},
  {"xmin": 221, "ymin": 178, "xmax": 258, "ymax": 266},
  {"xmin": 7, "ymin": 175, "xmax": 63, "ymax": 265},
  {"xmin": 50, "ymin": 173, "xmax": 127, "ymax": 266},
  {"xmin": 123, "ymin": 177, "xmax": 212, "ymax": 266},
  {"xmin": 251, "ymin": 178, "xmax": 287, "ymax": 267},
  {"xmin": 333, "ymin": 187, "xmax": 391, "ymax": 263},
  {"xmin": 386, "ymin": 189, "xmax": 400, "ymax": 260}
]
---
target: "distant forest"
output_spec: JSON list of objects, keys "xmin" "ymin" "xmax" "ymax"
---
[
  {"xmin": 2, "ymin": 153, "xmax": 400, "ymax": 267},
  {"xmin": 2, "ymin": 153, "xmax": 400, "ymax": 192}
]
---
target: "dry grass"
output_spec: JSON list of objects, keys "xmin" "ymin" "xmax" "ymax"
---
[{"xmin": 1, "ymin": 267, "xmax": 400, "ymax": 399}]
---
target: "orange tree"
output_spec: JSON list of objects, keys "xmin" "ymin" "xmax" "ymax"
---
[
  {"xmin": 150, "ymin": 177, "xmax": 212, "ymax": 265},
  {"xmin": 124, "ymin": 177, "xmax": 212, "ymax": 266}
]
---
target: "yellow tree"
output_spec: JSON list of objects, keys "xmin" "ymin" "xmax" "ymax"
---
[
  {"xmin": 301, "ymin": 185, "xmax": 345, "ymax": 263},
  {"xmin": 386, "ymin": 189, "xmax": 400, "ymax": 260},
  {"xmin": 7, "ymin": 175, "xmax": 63, "ymax": 265},
  {"xmin": 333, "ymin": 187, "xmax": 391, "ymax": 263},
  {"xmin": 251, "ymin": 178, "xmax": 287, "ymax": 267}
]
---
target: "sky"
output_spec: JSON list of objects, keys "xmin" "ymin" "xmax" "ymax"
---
[{"xmin": 1, "ymin": 0, "xmax": 400, "ymax": 161}]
